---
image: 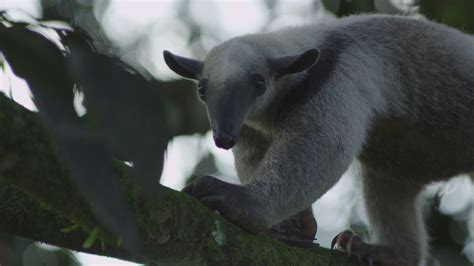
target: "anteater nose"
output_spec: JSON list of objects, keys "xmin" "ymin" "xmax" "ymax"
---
[{"xmin": 214, "ymin": 133, "xmax": 237, "ymax": 150}]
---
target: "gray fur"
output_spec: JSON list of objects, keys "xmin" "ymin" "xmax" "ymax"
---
[{"xmin": 165, "ymin": 14, "xmax": 474, "ymax": 266}]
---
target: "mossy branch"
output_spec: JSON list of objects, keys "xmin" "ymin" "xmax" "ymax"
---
[{"xmin": 0, "ymin": 93, "xmax": 359, "ymax": 265}]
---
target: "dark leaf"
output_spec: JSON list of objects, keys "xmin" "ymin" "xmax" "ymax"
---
[
  {"xmin": 0, "ymin": 21, "xmax": 140, "ymax": 253},
  {"xmin": 63, "ymin": 30, "xmax": 170, "ymax": 198}
]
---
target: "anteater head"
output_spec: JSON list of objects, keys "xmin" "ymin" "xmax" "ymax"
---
[{"xmin": 163, "ymin": 40, "xmax": 320, "ymax": 150}]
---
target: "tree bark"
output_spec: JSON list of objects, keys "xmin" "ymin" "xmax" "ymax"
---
[{"xmin": 0, "ymin": 93, "xmax": 359, "ymax": 265}]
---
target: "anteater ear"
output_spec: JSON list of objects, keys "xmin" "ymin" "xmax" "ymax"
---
[
  {"xmin": 269, "ymin": 48, "xmax": 320, "ymax": 77},
  {"xmin": 163, "ymin": 50, "xmax": 203, "ymax": 80}
]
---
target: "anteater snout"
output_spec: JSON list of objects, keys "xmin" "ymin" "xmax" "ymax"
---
[{"xmin": 214, "ymin": 133, "xmax": 237, "ymax": 150}]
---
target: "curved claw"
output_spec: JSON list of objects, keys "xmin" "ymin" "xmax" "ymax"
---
[
  {"xmin": 182, "ymin": 175, "xmax": 269, "ymax": 233},
  {"xmin": 331, "ymin": 230, "xmax": 415, "ymax": 266},
  {"xmin": 331, "ymin": 230, "xmax": 353, "ymax": 250},
  {"xmin": 331, "ymin": 234, "xmax": 339, "ymax": 249},
  {"xmin": 264, "ymin": 208, "xmax": 318, "ymax": 248}
]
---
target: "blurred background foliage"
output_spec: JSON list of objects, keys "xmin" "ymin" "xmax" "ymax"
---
[
  {"xmin": 419, "ymin": 0, "xmax": 474, "ymax": 34},
  {"xmin": 0, "ymin": 0, "xmax": 473, "ymax": 265}
]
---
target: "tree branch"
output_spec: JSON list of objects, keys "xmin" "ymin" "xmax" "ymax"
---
[
  {"xmin": 0, "ymin": 183, "xmax": 138, "ymax": 263},
  {"xmin": 0, "ymin": 93, "xmax": 359, "ymax": 265}
]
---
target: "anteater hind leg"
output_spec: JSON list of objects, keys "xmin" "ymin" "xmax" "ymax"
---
[
  {"xmin": 264, "ymin": 208, "xmax": 317, "ymax": 248},
  {"xmin": 333, "ymin": 166, "xmax": 439, "ymax": 266}
]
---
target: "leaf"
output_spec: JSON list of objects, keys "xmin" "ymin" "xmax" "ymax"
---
[
  {"xmin": 63, "ymin": 31, "xmax": 170, "ymax": 198},
  {"xmin": 60, "ymin": 223, "xmax": 80, "ymax": 233},
  {"xmin": 0, "ymin": 19, "xmax": 140, "ymax": 254},
  {"xmin": 82, "ymin": 227, "xmax": 99, "ymax": 249}
]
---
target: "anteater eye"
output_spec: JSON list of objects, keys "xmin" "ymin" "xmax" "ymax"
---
[
  {"xmin": 251, "ymin": 73, "xmax": 266, "ymax": 96},
  {"xmin": 197, "ymin": 81, "xmax": 206, "ymax": 101}
]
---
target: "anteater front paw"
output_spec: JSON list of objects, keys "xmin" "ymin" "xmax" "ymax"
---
[{"xmin": 183, "ymin": 175, "xmax": 269, "ymax": 233}]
